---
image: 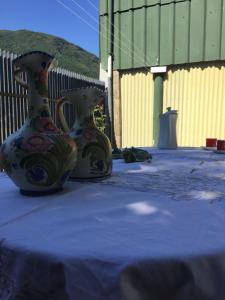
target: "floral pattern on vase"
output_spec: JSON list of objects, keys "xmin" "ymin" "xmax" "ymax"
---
[
  {"xmin": 56, "ymin": 87, "xmax": 112, "ymax": 179},
  {"xmin": 0, "ymin": 51, "xmax": 77, "ymax": 195}
]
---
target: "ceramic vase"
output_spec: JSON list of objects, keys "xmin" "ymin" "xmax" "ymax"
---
[
  {"xmin": 56, "ymin": 87, "xmax": 112, "ymax": 179},
  {"xmin": 0, "ymin": 51, "xmax": 77, "ymax": 195}
]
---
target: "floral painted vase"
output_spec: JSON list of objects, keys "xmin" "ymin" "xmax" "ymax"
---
[
  {"xmin": 0, "ymin": 51, "xmax": 77, "ymax": 195},
  {"xmin": 56, "ymin": 87, "xmax": 112, "ymax": 179}
]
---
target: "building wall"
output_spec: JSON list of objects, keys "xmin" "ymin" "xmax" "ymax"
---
[
  {"xmin": 120, "ymin": 70, "xmax": 154, "ymax": 147},
  {"xmin": 164, "ymin": 61, "xmax": 225, "ymax": 147},
  {"xmin": 117, "ymin": 62, "xmax": 225, "ymax": 147},
  {"xmin": 100, "ymin": 0, "xmax": 225, "ymax": 70},
  {"xmin": 101, "ymin": 0, "xmax": 225, "ymax": 148}
]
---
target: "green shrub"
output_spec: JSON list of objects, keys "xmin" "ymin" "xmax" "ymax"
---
[{"xmin": 94, "ymin": 104, "xmax": 106, "ymax": 133}]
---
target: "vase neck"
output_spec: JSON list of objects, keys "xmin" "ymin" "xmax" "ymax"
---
[
  {"xmin": 13, "ymin": 51, "xmax": 56, "ymax": 119},
  {"xmin": 76, "ymin": 103, "xmax": 94, "ymax": 118},
  {"xmin": 26, "ymin": 69, "xmax": 50, "ymax": 118},
  {"xmin": 74, "ymin": 113, "xmax": 96, "ymax": 127}
]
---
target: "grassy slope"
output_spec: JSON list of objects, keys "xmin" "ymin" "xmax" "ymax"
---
[{"xmin": 0, "ymin": 29, "xmax": 99, "ymax": 78}]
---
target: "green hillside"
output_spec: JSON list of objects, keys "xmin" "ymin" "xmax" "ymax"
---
[{"xmin": 0, "ymin": 29, "xmax": 99, "ymax": 78}]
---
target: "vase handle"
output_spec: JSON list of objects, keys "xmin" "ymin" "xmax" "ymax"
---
[
  {"xmin": 56, "ymin": 97, "xmax": 70, "ymax": 132},
  {"xmin": 14, "ymin": 67, "xmax": 29, "ymax": 89}
]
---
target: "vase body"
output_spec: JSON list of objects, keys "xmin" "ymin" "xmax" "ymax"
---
[
  {"xmin": 56, "ymin": 87, "xmax": 112, "ymax": 179},
  {"xmin": 0, "ymin": 51, "xmax": 77, "ymax": 195}
]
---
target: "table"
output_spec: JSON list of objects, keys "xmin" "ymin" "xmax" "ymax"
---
[{"xmin": 1, "ymin": 149, "xmax": 225, "ymax": 300}]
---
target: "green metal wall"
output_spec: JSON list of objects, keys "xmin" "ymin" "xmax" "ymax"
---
[{"xmin": 100, "ymin": 0, "xmax": 225, "ymax": 70}]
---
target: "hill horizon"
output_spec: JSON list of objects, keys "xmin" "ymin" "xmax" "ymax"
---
[{"xmin": 0, "ymin": 29, "xmax": 99, "ymax": 78}]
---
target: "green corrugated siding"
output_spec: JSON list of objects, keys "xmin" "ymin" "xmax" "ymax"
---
[
  {"xmin": 100, "ymin": 0, "xmax": 225, "ymax": 70},
  {"xmin": 100, "ymin": 0, "xmax": 186, "ymax": 15}
]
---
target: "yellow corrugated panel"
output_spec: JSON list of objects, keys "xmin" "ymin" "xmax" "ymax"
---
[
  {"xmin": 120, "ymin": 70, "xmax": 154, "ymax": 147},
  {"xmin": 164, "ymin": 62, "xmax": 225, "ymax": 147}
]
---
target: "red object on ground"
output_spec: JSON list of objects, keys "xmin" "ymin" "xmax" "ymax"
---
[
  {"xmin": 206, "ymin": 138, "xmax": 217, "ymax": 147},
  {"xmin": 217, "ymin": 140, "xmax": 225, "ymax": 151}
]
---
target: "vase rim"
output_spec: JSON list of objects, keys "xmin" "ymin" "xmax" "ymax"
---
[{"xmin": 13, "ymin": 51, "xmax": 55, "ymax": 64}]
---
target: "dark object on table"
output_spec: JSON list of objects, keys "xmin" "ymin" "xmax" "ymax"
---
[
  {"xmin": 112, "ymin": 147, "xmax": 123, "ymax": 159},
  {"xmin": 123, "ymin": 147, "xmax": 152, "ymax": 163},
  {"xmin": 113, "ymin": 147, "xmax": 152, "ymax": 163}
]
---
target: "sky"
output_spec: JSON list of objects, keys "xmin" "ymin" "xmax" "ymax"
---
[{"xmin": 0, "ymin": 0, "xmax": 100, "ymax": 56}]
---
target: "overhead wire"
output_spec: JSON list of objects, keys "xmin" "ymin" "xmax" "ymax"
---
[
  {"xmin": 56, "ymin": 0, "xmax": 99, "ymax": 33},
  {"xmin": 70, "ymin": 0, "xmax": 152, "ymax": 69},
  {"xmin": 84, "ymin": 0, "xmax": 152, "ymax": 68},
  {"xmin": 56, "ymin": 0, "xmax": 152, "ymax": 73},
  {"xmin": 86, "ymin": 0, "xmax": 99, "ymax": 12},
  {"xmin": 69, "ymin": 0, "xmax": 100, "ymax": 25}
]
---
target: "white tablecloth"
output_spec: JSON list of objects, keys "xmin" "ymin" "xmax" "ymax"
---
[{"xmin": 0, "ymin": 149, "xmax": 225, "ymax": 300}]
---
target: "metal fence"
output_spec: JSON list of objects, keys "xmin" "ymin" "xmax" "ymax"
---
[{"xmin": 0, "ymin": 49, "xmax": 105, "ymax": 145}]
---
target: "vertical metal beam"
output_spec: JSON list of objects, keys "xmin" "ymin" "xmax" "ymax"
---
[
  {"xmin": 107, "ymin": 0, "xmax": 115, "ymax": 146},
  {"xmin": 153, "ymin": 73, "xmax": 164, "ymax": 146},
  {"xmin": 113, "ymin": 70, "xmax": 122, "ymax": 147}
]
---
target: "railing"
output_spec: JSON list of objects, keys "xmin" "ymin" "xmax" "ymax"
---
[{"xmin": 0, "ymin": 49, "xmax": 105, "ymax": 144}]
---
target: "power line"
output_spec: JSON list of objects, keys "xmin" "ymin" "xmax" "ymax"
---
[
  {"xmin": 68, "ymin": 0, "xmax": 151, "ymax": 70},
  {"xmin": 56, "ymin": 0, "xmax": 98, "ymax": 32},
  {"xmin": 84, "ymin": 0, "xmax": 152, "ymax": 67},
  {"xmin": 86, "ymin": 0, "xmax": 98, "ymax": 12},
  {"xmin": 56, "ymin": 0, "xmax": 151, "ymax": 72},
  {"xmin": 70, "ymin": 0, "xmax": 98, "ymax": 24}
]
